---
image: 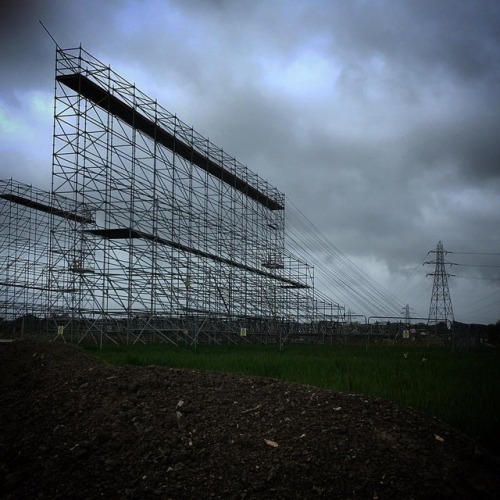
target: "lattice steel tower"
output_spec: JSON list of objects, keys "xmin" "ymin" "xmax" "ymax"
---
[{"xmin": 425, "ymin": 241, "xmax": 454, "ymax": 327}]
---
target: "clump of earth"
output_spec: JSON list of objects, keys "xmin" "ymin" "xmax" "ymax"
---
[{"xmin": 1, "ymin": 340, "xmax": 499, "ymax": 499}]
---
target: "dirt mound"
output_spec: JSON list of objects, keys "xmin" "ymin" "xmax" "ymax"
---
[{"xmin": 1, "ymin": 340, "xmax": 499, "ymax": 499}]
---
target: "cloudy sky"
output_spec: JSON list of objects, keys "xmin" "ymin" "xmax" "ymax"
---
[{"xmin": 1, "ymin": 0, "xmax": 499, "ymax": 325}]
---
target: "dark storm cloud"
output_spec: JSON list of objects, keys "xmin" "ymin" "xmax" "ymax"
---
[
  {"xmin": 409, "ymin": 113, "xmax": 500, "ymax": 183},
  {"xmin": 0, "ymin": 0, "xmax": 130, "ymax": 95},
  {"xmin": 314, "ymin": 0, "xmax": 500, "ymax": 82}
]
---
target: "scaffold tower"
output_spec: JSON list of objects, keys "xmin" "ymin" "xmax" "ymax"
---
[
  {"xmin": 49, "ymin": 45, "xmax": 325, "ymax": 343},
  {"xmin": 0, "ymin": 46, "xmax": 345, "ymax": 344},
  {"xmin": 0, "ymin": 179, "xmax": 94, "ymax": 337}
]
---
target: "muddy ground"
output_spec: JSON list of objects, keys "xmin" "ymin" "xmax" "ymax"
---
[{"xmin": 1, "ymin": 340, "xmax": 499, "ymax": 499}]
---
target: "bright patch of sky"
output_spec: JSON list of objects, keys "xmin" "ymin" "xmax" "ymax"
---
[
  {"xmin": 0, "ymin": 104, "xmax": 19, "ymax": 135},
  {"xmin": 258, "ymin": 47, "xmax": 341, "ymax": 101},
  {"xmin": 29, "ymin": 91, "xmax": 52, "ymax": 121},
  {"xmin": 112, "ymin": 0, "xmax": 185, "ymax": 37},
  {"xmin": 4, "ymin": 91, "xmax": 50, "ymax": 134}
]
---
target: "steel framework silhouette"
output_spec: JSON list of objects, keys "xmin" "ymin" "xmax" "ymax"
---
[
  {"xmin": 28, "ymin": 45, "xmax": 342, "ymax": 344},
  {"xmin": 0, "ymin": 179, "xmax": 93, "ymax": 337},
  {"xmin": 426, "ymin": 241, "xmax": 454, "ymax": 327}
]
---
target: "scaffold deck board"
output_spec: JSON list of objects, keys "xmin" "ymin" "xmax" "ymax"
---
[{"xmin": 57, "ymin": 73, "xmax": 284, "ymax": 210}]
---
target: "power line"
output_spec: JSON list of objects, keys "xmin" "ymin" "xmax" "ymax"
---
[
  {"xmin": 450, "ymin": 251, "xmax": 500, "ymax": 256},
  {"xmin": 454, "ymin": 275, "xmax": 500, "ymax": 281},
  {"xmin": 452, "ymin": 264, "xmax": 500, "ymax": 268},
  {"xmin": 285, "ymin": 199, "xmax": 404, "ymax": 318}
]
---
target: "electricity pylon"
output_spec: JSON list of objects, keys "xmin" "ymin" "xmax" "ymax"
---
[
  {"xmin": 425, "ymin": 241, "xmax": 454, "ymax": 328},
  {"xmin": 402, "ymin": 304, "xmax": 411, "ymax": 325},
  {"xmin": 401, "ymin": 304, "xmax": 412, "ymax": 340}
]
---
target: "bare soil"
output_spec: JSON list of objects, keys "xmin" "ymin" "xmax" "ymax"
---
[{"xmin": 1, "ymin": 340, "xmax": 499, "ymax": 499}]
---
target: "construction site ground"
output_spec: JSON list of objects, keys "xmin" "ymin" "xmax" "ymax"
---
[{"xmin": 1, "ymin": 340, "xmax": 499, "ymax": 499}]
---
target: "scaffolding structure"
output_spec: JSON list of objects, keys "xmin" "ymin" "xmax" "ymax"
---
[
  {"xmin": 32, "ymin": 45, "xmax": 342, "ymax": 344},
  {"xmin": 0, "ymin": 179, "xmax": 94, "ymax": 338}
]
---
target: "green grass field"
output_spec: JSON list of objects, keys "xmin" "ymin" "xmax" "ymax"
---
[{"xmin": 85, "ymin": 343, "xmax": 500, "ymax": 455}]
